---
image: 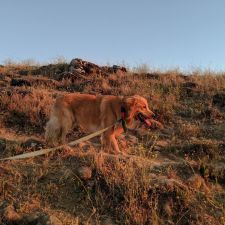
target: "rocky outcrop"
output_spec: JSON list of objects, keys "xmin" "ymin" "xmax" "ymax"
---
[
  {"xmin": 213, "ymin": 93, "xmax": 225, "ymax": 107},
  {"xmin": 69, "ymin": 58, "xmax": 101, "ymax": 74},
  {"xmin": 29, "ymin": 58, "xmax": 127, "ymax": 81},
  {"xmin": 69, "ymin": 58, "xmax": 127, "ymax": 75},
  {"xmin": 58, "ymin": 58, "xmax": 127, "ymax": 80},
  {"xmin": 11, "ymin": 78, "xmax": 32, "ymax": 87}
]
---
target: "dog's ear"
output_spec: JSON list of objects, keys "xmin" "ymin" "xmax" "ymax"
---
[
  {"xmin": 124, "ymin": 96, "xmax": 136, "ymax": 106},
  {"xmin": 122, "ymin": 96, "xmax": 136, "ymax": 118}
]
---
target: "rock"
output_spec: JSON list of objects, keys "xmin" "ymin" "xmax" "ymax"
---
[
  {"xmin": 70, "ymin": 58, "xmax": 83, "ymax": 68},
  {"xmin": 3, "ymin": 205, "xmax": 22, "ymax": 222},
  {"xmin": 69, "ymin": 58, "xmax": 127, "ymax": 77},
  {"xmin": 126, "ymin": 135, "xmax": 138, "ymax": 145},
  {"xmin": 23, "ymin": 213, "xmax": 62, "ymax": 225},
  {"xmin": 154, "ymin": 140, "xmax": 170, "ymax": 151},
  {"xmin": 78, "ymin": 142, "xmax": 92, "ymax": 152},
  {"xmin": 179, "ymin": 74, "xmax": 190, "ymax": 81},
  {"xmin": 21, "ymin": 138, "xmax": 44, "ymax": 150},
  {"xmin": 212, "ymin": 93, "xmax": 225, "ymax": 107},
  {"xmin": 48, "ymin": 215, "xmax": 63, "ymax": 225},
  {"xmin": 181, "ymin": 82, "xmax": 198, "ymax": 97},
  {"xmin": 0, "ymin": 138, "xmax": 6, "ymax": 151},
  {"xmin": 11, "ymin": 78, "xmax": 32, "ymax": 87},
  {"xmin": 146, "ymin": 73, "xmax": 160, "ymax": 80},
  {"xmin": 31, "ymin": 63, "xmax": 69, "ymax": 78},
  {"xmin": 163, "ymin": 199, "xmax": 173, "ymax": 217},
  {"xmin": 18, "ymin": 70, "xmax": 29, "ymax": 75},
  {"xmin": 155, "ymin": 140, "xmax": 169, "ymax": 148},
  {"xmin": 187, "ymin": 174, "xmax": 210, "ymax": 193},
  {"xmin": 182, "ymin": 82, "xmax": 197, "ymax": 89},
  {"xmin": 101, "ymin": 216, "xmax": 115, "ymax": 225},
  {"xmin": 69, "ymin": 58, "xmax": 101, "ymax": 75},
  {"xmin": 73, "ymin": 68, "xmax": 85, "ymax": 74},
  {"xmin": 112, "ymin": 65, "xmax": 127, "ymax": 73},
  {"xmin": 182, "ymin": 141, "xmax": 219, "ymax": 159},
  {"xmin": 77, "ymin": 166, "xmax": 92, "ymax": 180},
  {"xmin": 23, "ymin": 213, "xmax": 40, "ymax": 224}
]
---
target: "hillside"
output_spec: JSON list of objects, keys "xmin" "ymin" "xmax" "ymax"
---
[{"xmin": 0, "ymin": 59, "xmax": 225, "ymax": 225}]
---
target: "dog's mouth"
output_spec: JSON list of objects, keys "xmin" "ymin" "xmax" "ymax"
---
[
  {"xmin": 135, "ymin": 112, "xmax": 152, "ymax": 127},
  {"xmin": 135, "ymin": 112, "xmax": 164, "ymax": 130}
]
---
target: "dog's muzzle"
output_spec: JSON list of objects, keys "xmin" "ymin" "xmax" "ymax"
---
[{"xmin": 135, "ymin": 112, "xmax": 152, "ymax": 127}]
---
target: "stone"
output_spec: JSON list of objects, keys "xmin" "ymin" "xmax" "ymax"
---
[
  {"xmin": 24, "ymin": 213, "xmax": 62, "ymax": 225},
  {"xmin": 146, "ymin": 73, "xmax": 160, "ymax": 80},
  {"xmin": 18, "ymin": 70, "xmax": 29, "ymax": 75},
  {"xmin": 126, "ymin": 135, "xmax": 138, "ymax": 145},
  {"xmin": 182, "ymin": 82, "xmax": 197, "ymax": 89},
  {"xmin": 212, "ymin": 93, "xmax": 225, "ymax": 107},
  {"xmin": 155, "ymin": 140, "xmax": 169, "ymax": 148},
  {"xmin": 187, "ymin": 174, "xmax": 210, "ymax": 193},
  {"xmin": 112, "ymin": 65, "xmax": 127, "ymax": 73},
  {"xmin": 21, "ymin": 138, "xmax": 43, "ymax": 150},
  {"xmin": 181, "ymin": 82, "xmax": 198, "ymax": 97},
  {"xmin": 11, "ymin": 78, "xmax": 32, "ymax": 87},
  {"xmin": 101, "ymin": 216, "xmax": 115, "ymax": 225},
  {"xmin": 3, "ymin": 205, "xmax": 22, "ymax": 222},
  {"xmin": 48, "ymin": 215, "xmax": 63, "ymax": 225},
  {"xmin": 77, "ymin": 166, "xmax": 92, "ymax": 180},
  {"xmin": 69, "ymin": 58, "xmax": 127, "ymax": 76},
  {"xmin": 0, "ymin": 138, "xmax": 6, "ymax": 151}
]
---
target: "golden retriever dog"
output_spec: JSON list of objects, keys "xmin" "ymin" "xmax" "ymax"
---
[{"xmin": 45, "ymin": 93, "xmax": 156, "ymax": 154}]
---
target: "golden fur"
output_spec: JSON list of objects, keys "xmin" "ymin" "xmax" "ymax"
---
[{"xmin": 45, "ymin": 93, "xmax": 154, "ymax": 154}]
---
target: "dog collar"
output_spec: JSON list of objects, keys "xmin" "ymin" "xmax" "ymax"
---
[
  {"xmin": 120, "ymin": 106, "xmax": 127, "ymax": 132},
  {"xmin": 121, "ymin": 106, "xmax": 126, "ymax": 119}
]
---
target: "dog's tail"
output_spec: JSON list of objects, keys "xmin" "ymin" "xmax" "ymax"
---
[{"xmin": 45, "ymin": 115, "xmax": 62, "ymax": 145}]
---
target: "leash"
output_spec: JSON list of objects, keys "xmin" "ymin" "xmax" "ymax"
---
[{"xmin": 0, "ymin": 120, "xmax": 122, "ymax": 161}]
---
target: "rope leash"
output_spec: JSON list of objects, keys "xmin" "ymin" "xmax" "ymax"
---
[{"xmin": 0, "ymin": 120, "xmax": 122, "ymax": 161}]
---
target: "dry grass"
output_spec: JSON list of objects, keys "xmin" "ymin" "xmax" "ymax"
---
[
  {"xmin": 0, "ymin": 88, "xmax": 53, "ymax": 131},
  {"xmin": 0, "ymin": 60, "xmax": 225, "ymax": 224}
]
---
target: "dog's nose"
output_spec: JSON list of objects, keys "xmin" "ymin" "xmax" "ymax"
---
[{"xmin": 150, "ymin": 110, "xmax": 155, "ymax": 117}]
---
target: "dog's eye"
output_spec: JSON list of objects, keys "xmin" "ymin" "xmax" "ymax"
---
[{"xmin": 143, "ymin": 105, "xmax": 146, "ymax": 109}]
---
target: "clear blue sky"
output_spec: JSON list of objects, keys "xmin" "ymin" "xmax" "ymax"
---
[{"xmin": 1, "ymin": 0, "xmax": 225, "ymax": 71}]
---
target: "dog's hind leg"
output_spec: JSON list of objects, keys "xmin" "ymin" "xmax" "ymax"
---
[
  {"xmin": 45, "ymin": 116, "xmax": 62, "ymax": 146},
  {"xmin": 58, "ymin": 108, "xmax": 74, "ymax": 144}
]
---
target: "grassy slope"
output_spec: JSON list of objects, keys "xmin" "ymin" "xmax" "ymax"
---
[{"xmin": 0, "ymin": 61, "xmax": 225, "ymax": 225}]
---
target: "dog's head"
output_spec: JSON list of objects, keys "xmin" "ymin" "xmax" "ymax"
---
[
  {"xmin": 123, "ymin": 95, "xmax": 154, "ymax": 124},
  {"xmin": 122, "ymin": 95, "xmax": 164, "ymax": 130}
]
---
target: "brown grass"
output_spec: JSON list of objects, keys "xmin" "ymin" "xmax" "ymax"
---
[{"xmin": 0, "ymin": 60, "xmax": 225, "ymax": 224}]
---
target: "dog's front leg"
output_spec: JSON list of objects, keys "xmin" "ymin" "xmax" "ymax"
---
[
  {"xmin": 110, "ymin": 135, "xmax": 121, "ymax": 154},
  {"xmin": 101, "ymin": 130, "xmax": 121, "ymax": 154}
]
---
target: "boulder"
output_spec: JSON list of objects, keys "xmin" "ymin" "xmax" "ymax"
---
[
  {"xmin": 18, "ymin": 70, "xmax": 29, "ymax": 75},
  {"xmin": 11, "ymin": 78, "xmax": 31, "ymax": 87},
  {"xmin": 182, "ymin": 82, "xmax": 197, "ymax": 89},
  {"xmin": 69, "ymin": 58, "xmax": 127, "ymax": 76},
  {"xmin": 0, "ymin": 138, "xmax": 6, "ymax": 152},
  {"xmin": 1, "ymin": 203, "xmax": 22, "ymax": 223},
  {"xmin": 23, "ymin": 213, "xmax": 63, "ymax": 225},
  {"xmin": 21, "ymin": 138, "xmax": 44, "ymax": 150},
  {"xmin": 212, "ymin": 93, "xmax": 225, "ymax": 107},
  {"xmin": 112, "ymin": 65, "xmax": 127, "ymax": 73},
  {"xmin": 69, "ymin": 58, "xmax": 101, "ymax": 75},
  {"xmin": 146, "ymin": 73, "xmax": 160, "ymax": 80},
  {"xmin": 77, "ymin": 166, "xmax": 92, "ymax": 180}
]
